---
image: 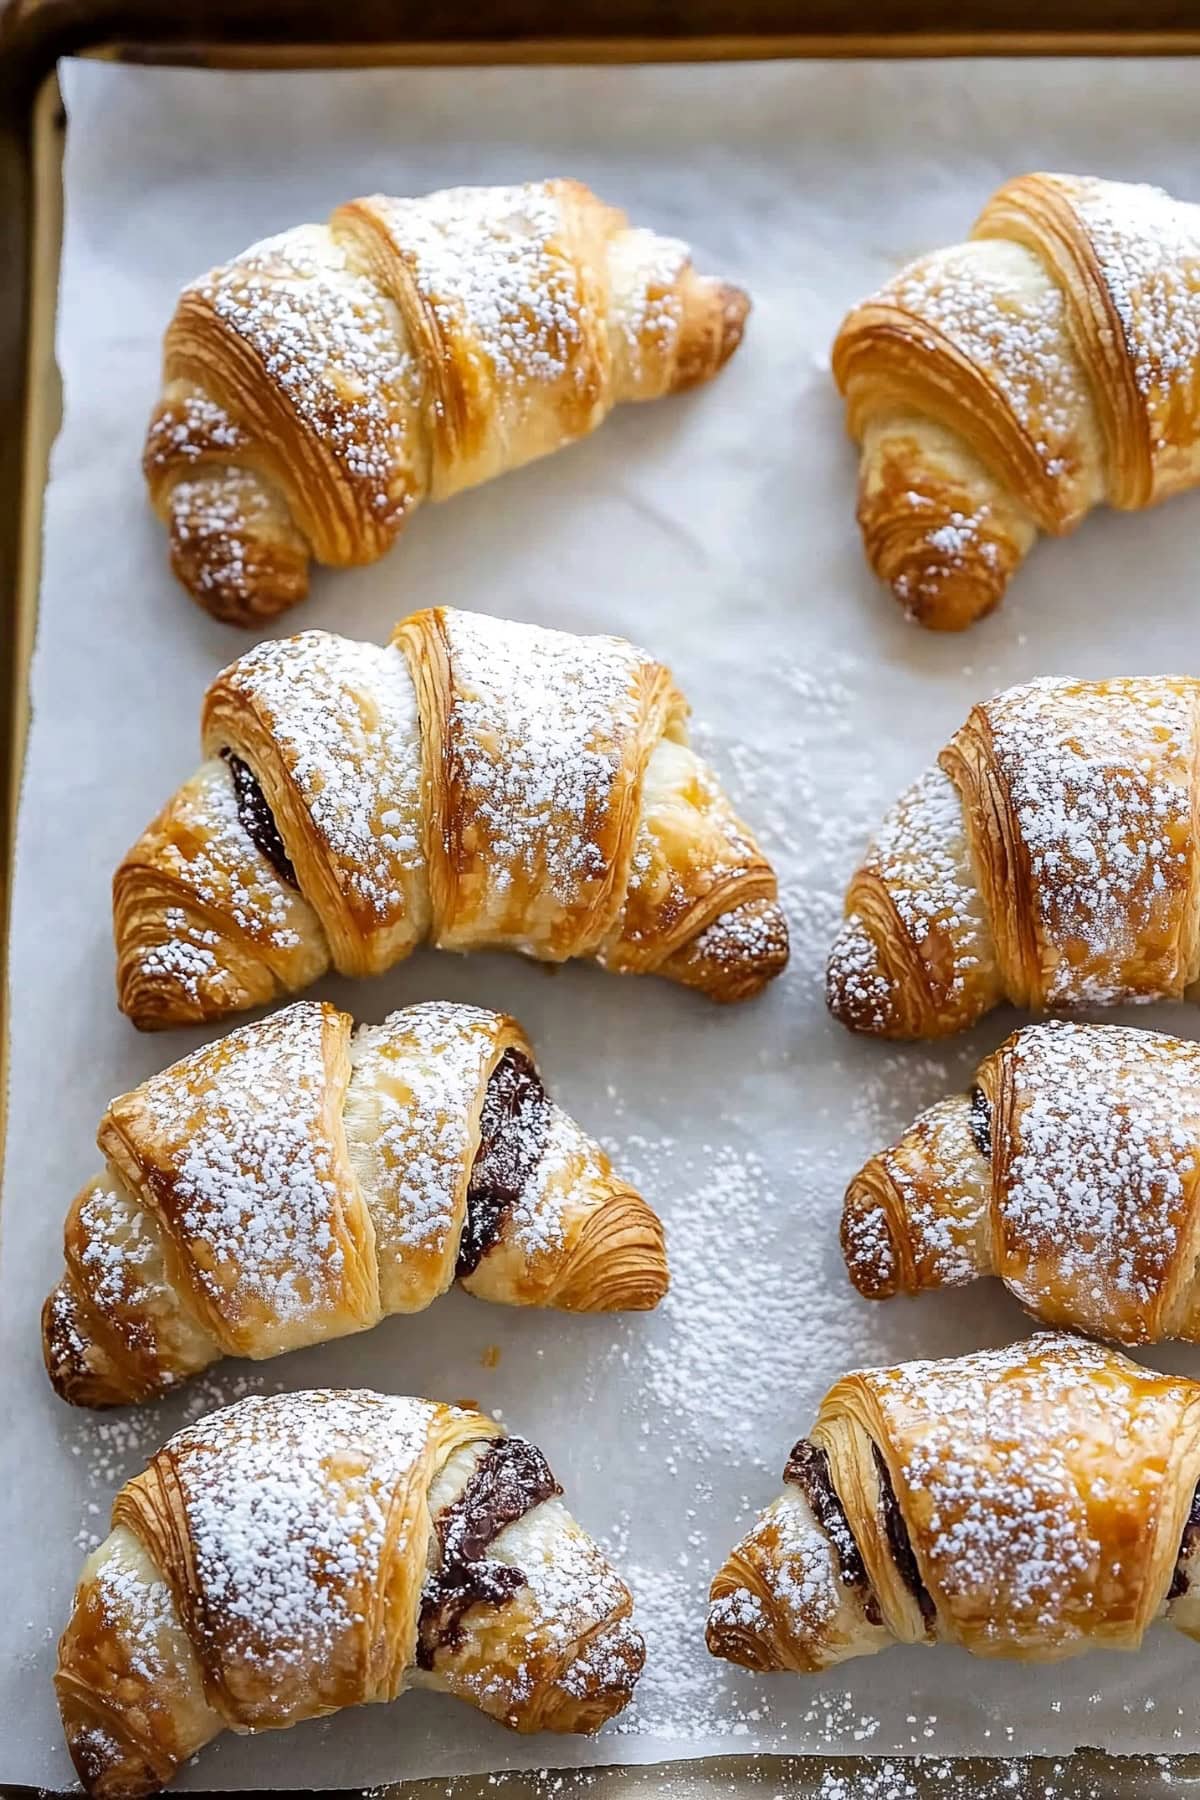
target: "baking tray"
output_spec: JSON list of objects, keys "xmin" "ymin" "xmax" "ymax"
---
[{"xmin": 6, "ymin": 6, "xmax": 1200, "ymax": 1797}]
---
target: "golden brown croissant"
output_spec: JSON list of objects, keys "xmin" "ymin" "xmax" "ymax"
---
[
  {"xmin": 827, "ymin": 675, "xmax": 1200, "ymax": 1039},
  {"xmin": 56, "ymin": 1388, "xmax": 643, "ymax": 1797},
  {"xmin": 43, "ymin": 998, "xmax": 668, "ymax": 1408},
  {"xmin": 114, "ymin": 605, "xmax": 788, "ymax": 1028},
  {"xmin": 833, "ymin": 173, "xmax": 1200, "ymax": 629},
  {"xmin": 843, "ymin": 1020, "xmax": 1200, "ymax": 1345},
  {"xmin": 143, "ymin": 178, "xmax": 748, "ymax": 624},
  {"xmin": 707, "ymin": 1332, "xmax": 1200, "ymax": 1674}
]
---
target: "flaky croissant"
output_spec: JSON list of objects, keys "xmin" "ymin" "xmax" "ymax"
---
[
  {"xmin": 115, "ymin": 605, "xmax": 788, "ymax": 1028},
  {"xmin": 827, "ymin": 675, "xmax": 1200, "ymax": 1039},
  {"xmin": 43, "ymin": 998, "xmax": 667, "ymax": 1408},
  {"xmin": 833, "ymin": 173, "xmax": 1200, "ymax": 629},
  {"xmin": 843, "ymin": 1020, "xmax": 1200, "ymax": 1346},
  {"xmin": 143, "ymin": 178, "xmax": 748, "ymax": 624},
  {"xmin": 56, "ymin": 1388, "xmax": 643, "ymax": 1797},
  {"xmin": 707, "ymin": 1332, "xmax": 1200, "ymax": 1674}
]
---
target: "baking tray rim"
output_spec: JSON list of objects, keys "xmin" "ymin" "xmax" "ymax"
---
[{"xmin": 10, "ymin": 27, "xmax": 1200, "ymax": 1800}]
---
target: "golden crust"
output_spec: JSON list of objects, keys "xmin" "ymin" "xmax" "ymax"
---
[
  {"xmin": 708, "ymin": 1334, "xmax": 1200, "ymax": 1675},
  {"xmin": 144, "ymin": 181, "xmax": 749, "ymax": 623},
  {"xmin": 56, "ymin": 1392, "xmax": 643, "ymax": 1796},
  {"xmin": 43, "ymin": 999, "xmax": 667, "ymax": 1408},
  {"xmin": 833, "ymin": 173, "xmax": 1200, "ymax": 627},
  {"xmin": 115, "ymin": 607, "xmax": 787, "ymax": 1028},
  {"xmin": 827, "ymin": 677, "xmax": 1200, "ymax": 1040},
  {"xmin": 843, "ymin": 1020, "xmax": 1200, "ymax": 1347}
]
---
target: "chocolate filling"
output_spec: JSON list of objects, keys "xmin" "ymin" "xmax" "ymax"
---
[
  {"xmin": 968, "ymin": 1086, "xmax": 992, "ymax": 1161},
  {"xmin": 1169, "ymin": 1480, "xmax": 1200, "ymax": 1599},
  {"xmin": 221, "ymin": 748, "xmax": 298, "ymax": 890},
  {"xmin": 872, "ymin": 1443, "xmax": 936, "ymax": 1626},
  {"xmin": 416, "ymin": 1435, "xmax": 561, "ymax": 1668},
  {"xmin": 455, "ymin": 1049, "xmax": 550, "ymax": 1279},
  {"xmin": 784, "ymin": 1438, "xmax": 881, "ymax": 1625}
]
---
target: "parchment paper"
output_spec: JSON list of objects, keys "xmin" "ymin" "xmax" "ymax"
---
[{"xmin": 9, "ymin": 52, "xmax": 1200, "ymax": 1790}]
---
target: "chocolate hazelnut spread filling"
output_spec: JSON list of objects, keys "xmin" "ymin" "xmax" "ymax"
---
[
  {"xmin": 968, "ymin": 1085, "xmax": 992, "ymax": 1161},
  {"xmin": 871, "ymin": 1442, "xmax": 936, "ymax": 1626},
  {"xmin": 456, "ymin": 1049, "xmax": 550, "ymax": 1279},
  {"xmin": 1169, "ymin": 1479, "xmax": 1200, "ymax": 1599},
  {"xmin": 416, "ymin": 1434, "xmax": 562, "ymax": 1668},
  {"xmin": 220, "ymin": 748, "xmax": 298, "ymax": 890},
  {"xmin": 784, "ymin": 1438, "xmax": 882, "ymax": 1625}
]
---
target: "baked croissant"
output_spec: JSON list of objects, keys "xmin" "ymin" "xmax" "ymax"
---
[
  {"xmin": 833, "ymin": 173, "xmax": 1200, "ymax": 629},
  {"xmin": 827, "ymin": 675, "xmax": 1200, "ymax": 1039},
  {"xmin": 842, "ymin": 1019, "xmax": 1200, "ymax": 1346},
  {"xmin": 707, "ymin": 1332, "xmax": 1200, "ymax": 1674},
  {"xmin": 143, "ymin": 178, "xmax": 748, "ymax": 624},
  {"xmin": 56, "ymin": 1388, "xmax": 643, "ymax": 1798},
  {"xmin": 42, "ymin": 998, "xmax": 668, "ymax": 1409},
  {"xmin": 114, "ymin": 605, "xmax": 788, "ymax": 1028}
]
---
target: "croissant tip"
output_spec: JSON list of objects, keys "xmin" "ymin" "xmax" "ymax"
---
[
  {"xmin": 825, "ymin": 913, "xmax": 898, "ymax": 1036},
  {"xmin": 840, "ymin": 1174, "xmax": 903, "ymax": 1299},
  {"xmin": 549, "ymin": 1191, "xmax": 670, "ymax": 1313},
  {"xmin": 671, "ymin": 897, "xmax": 789, "ymax": 1004},
  {"xmin": 717, "ymin": 281, "xmax": 751, "ymax": 361},
  {"xmin": 58, "ymin": 1685, "xmax": 170, "ymax": 1800},
  {"xmin": 705, "ymin": 1583, "xmax": 779, "ymax": 1671},
  {"xmin": 163, "ymin": 471, "xmax": 312, "ymax": 626},
  {"xmin": 42, "ymin": 1282, "xmax": 139, "ymax": 1410},
  {"xmin": 854, "ymin": 449, "xmax": 1028, "ymax": 631},
  {"xmin": 531, "ymin": 1616, "xmax": 646, "ymax": 1733}
]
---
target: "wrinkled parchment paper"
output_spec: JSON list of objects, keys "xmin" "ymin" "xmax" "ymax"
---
[{"xmin": 8, "ymin": 52, "xmax": 1200, "ymax": 1790}]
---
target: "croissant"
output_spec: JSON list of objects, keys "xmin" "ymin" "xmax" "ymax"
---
[
  {"xmin": 114, "ymin": 605, "xmax": 788, "ymax": 1028},
  {"xmin": 707, "ymin": 1332, "xmax": 1200, "ymax": 1674},
  {"xmin": 842, "ymin": 1019, "xmax": 1200, "ymax": 1346},
  {"xmin": 56, "ymin": 1388, "xmax": 643, "ymax": 1797},
  {"xmin": 143, "ymin": 178, "xmax": 748, "ymax": 624},
  {"xmin": 827, "ymin": 675, "xmax": 1200, "ymax": 1039},
  {"xmin": 42, "ymin": 997, "xmax": 668, "ymax": 1408},
  {"xmin": 833, "ymin": 173, "xmax": 1200, "ymax": 629}
]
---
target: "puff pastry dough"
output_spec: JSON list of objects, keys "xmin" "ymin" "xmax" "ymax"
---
[
  {"xmin": 43, "ymin": 998, "xmax": 667, "ymax": 1408},
  {"xmin": 56, "ymin": 1389, "xmax": 643, "ymax": 1797},
  {"xmin": 115, "ymin": 606, "xmax": 788, "ymax": 1027},
  {"xmin": 708, "ymin": 1333, "xmax": 1200, "ymax": 1674},
  {"xmin": 827, "ymin": 675, "xmax": 1200, "ymax": 1038},
  {"xmin": 842, "ymin": 1020, "xmax": 1200, "ymax": 1346},
  {"xmin": 833, "ymin": 174, "xmax": 1200, "ymax": 628},
  {"xmin": 144, "ymin": 179, "xmax": 748, "ymax": 623}
]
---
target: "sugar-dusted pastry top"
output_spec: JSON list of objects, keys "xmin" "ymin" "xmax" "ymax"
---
[
  {"xmin": 115, "ymin": 606, "xmax": 789, "ymax": 1029},
  {"xmin": 827, "ymin": 676, "xmax": 1200, "ymax": 1039},
  {"xmin": 833, "ymin": 174, "xmax": 1200, "ymax": 628},
  {"xmin": 56, "ymin": 1389, "xmax": 644, "ymax": 1797},
  {"xmin": 44, "ymin": 998, "xmax": 668, "ymax": 1407},
  {"xmin": 708, "ymin": 1333, "xmax": 1200, "ymax": 1675},
  {"xmin": 843, "ymin": 1019, "xmax": 1200, "ymax": 1346},
  {"xmin": 144, "ymin": 179, "xmax": 749, "ymax": 623}
]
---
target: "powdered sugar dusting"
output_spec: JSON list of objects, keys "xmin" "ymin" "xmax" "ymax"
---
[
  {"xmin": 347, "ymin": 1001, "xmax": 499, "ymax": 1271},
  {"xmin": 373, "ymin": 184, "xmax": 585, "ymax": 390},
  {"xmin": 874, "ymin": 1334, "xmax": 1182, "ymax": 1650},
  {"xmin": 1061, "ymin": 176, "xmax": 1200, "ymax": 421},
  {"xmin": 170, "ymin": 1390, "xmax": 437, "ymax": 1707},
  {"xmin": 438, "ymin": 610, "xmax": 644, "ymax": 948},
  {"xmin": 985, "ymin": 677, "xmax": 1196, "ymax": 1005},
  {"xmin": 130, "ymin": 1004, "xmax": 355, "ymax": 1338},
  {"xmin": 875, "ymin": 1096, "xmax": 989, "ymax": 1290},
  {"xmin": 214, "ymin": 633, "xmax": 427, "ymax": 936},
  {"xmin": 882, "ymin": 239, "xmax": 1094, "ymax": 499},
  {"xmin": 194, "ymin": 222, "xmax": 419, "ymax": 533},
  {"xmin": 998, "ymin": 1021, "xmax": 1200, "ymax": 1340}
]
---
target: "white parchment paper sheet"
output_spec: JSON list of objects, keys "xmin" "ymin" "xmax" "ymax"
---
[{"xmin": 8, "ymin": 51, "xmax": 1200, "ymax": 1789}]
